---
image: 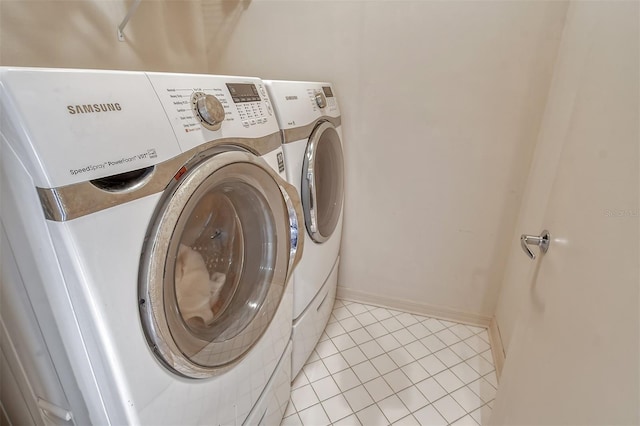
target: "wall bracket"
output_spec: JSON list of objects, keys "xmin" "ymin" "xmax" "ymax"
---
[{"xmin": 117, "ymin": 0, "xmax": 142, "ymax": 41}]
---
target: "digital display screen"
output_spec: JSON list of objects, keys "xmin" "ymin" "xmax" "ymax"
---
[
  {"xmin": 322, "ymin": 86, "xmax": 334, "ymax": 97},
  {"xmin": 226, "ymin": 83, "xmax": 260, "ymax": 103}
]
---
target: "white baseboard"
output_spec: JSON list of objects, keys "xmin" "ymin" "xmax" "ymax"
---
[
  {"xmin": 336, "ymin": 286, "xmax": 492, "ymax": 328},
  {"xmin": 488, "ymin": 317, "xmax": 505, "ymax": 380}
]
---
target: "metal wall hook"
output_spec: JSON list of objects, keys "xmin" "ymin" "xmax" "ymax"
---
[
  {"xmin": 117, "ymin": 0, "xmax": 142, "ymax": 41},
  {"xmin": 520, "ymin": 230, "xmax": 550, "ymax": 260}
]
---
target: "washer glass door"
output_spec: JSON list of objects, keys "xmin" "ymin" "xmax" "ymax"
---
[
  {"xmin": 139, "ymin": 150, "xmax": 291, "ymax": 378},
  {"xmin": 302, "ymin": 121, "xmax": 344, "ymax": 243}
]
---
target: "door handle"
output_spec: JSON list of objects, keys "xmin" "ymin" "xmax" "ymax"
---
[{"xmin": 520, "ymin": 230, "xmax": 550, "ymax": 260}]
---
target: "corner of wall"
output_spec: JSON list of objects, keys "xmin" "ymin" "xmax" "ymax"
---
[
  {"xmin": 488, "ymin": 317, "xmax": 506, "ymax": 380},
  {"xmin": 337, "ymin": 286, "xmax": 492, "ymax": 328}
]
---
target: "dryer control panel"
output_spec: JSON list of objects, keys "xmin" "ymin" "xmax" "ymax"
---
[
  {"xmin": 147, "ymin": 73, "xmax": 279, "ymax": 152},
  {"xmin": 265, "ymin": 80, "xmax": 340, "ymax": 131}
]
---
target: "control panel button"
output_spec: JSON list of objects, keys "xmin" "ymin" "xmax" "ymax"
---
[
  {"xmin": 250, "ymin": 119, "xmax": 257, "ymax": 126},
  {"xmin": 242, "ymin": 120, "xmax": 250, "ymax": 128}
]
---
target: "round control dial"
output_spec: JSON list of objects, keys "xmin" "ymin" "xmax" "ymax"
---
[
  {"xmin": 191, "ymin": 92, "xmax": 225, "ymax": 131},
  {"xmin": 314, "ymin": 92, "xmax": 327, "ymax": 109}
]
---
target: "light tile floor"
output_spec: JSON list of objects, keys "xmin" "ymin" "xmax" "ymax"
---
[{"xmin": 281, "ymin": 299, "xmax": 497, "ymax": 426}]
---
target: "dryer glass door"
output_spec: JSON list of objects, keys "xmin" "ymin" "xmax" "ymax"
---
[
  {"xmin": 139, "ymin": 150, "xmax": 293, "ymax": 379},
  {"xmin": 302, "ymin": 121, "xmax": 344, "ymax": 243}
]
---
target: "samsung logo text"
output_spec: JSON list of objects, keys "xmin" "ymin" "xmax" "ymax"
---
[{"xmin": 67, "ymin": 103, "xmax": 122, "ymax": 115}]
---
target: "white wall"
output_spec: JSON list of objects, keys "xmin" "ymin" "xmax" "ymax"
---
[
  {"xmin": 494, "ymin": 0, "xmax": 640, "ymax": 354},
  {"xmin": 0, "ymin": 1, "xmax": 208, "ymax": 73},
  {"xmin": 493, "ymin": 0, "xmax": 593, "ymax": 352},
  {"xmin": 490, "ymin": 1, "xmax": 639, "ymax": 422},
  {"xmin": 211, "ymin": 1, "xmax": 568, "ymax": 321}
]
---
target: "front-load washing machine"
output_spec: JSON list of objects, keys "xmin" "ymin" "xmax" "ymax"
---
[
  {"xmin": 0, "ymin": 67, "xmax": 303, "ymax": 425},
  {"xmin": 264, "ymin": 81, "xmax": 344, "ymax": 377}
]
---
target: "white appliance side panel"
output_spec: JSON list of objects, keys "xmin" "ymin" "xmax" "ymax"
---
[
  {"xmin": 0, "ymin": 68, "xmax": 182, "ymax": 188},
  {"xmin": 1, "ymin": 226, "xmax": 73, "ymax": 425},
  {"xmin": 0, "ymin": 136, "xmax": 114, "ymax": 425},
  {"xmin": 146, "ymin": 73, "xmax": 279, "ymax": 152},
  {"xmin": 291, "ymin": 258, "xmax": 339, "ymax": 378},
  {"xmin": 1, "ymin": 349, "xmax": 37, "ymax": 426},
  {"xmin": 265, "ymin": 81, "xmax": 340, "ymax": 130}
]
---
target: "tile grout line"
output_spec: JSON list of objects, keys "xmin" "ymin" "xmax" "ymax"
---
[
  {"xmin": 298, "ymin": 381, "xmax": 333, "ymax": 424},
  {"xmin": 291, "ymin": 346, "xmax": 493, "ymax": 422},
  {"xmin": 285, "ymin": 300, "xmax": 496, "ymax": 426},
  {"xmin": 325, "ymin": 309, "xmax": 496, "ymax": 392}
]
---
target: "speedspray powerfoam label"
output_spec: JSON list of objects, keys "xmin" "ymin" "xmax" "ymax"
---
[{"xmin": 69, "ymin": 149, "xmax": 157, "ymax": 176}]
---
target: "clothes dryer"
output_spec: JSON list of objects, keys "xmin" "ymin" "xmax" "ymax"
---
[
  {"xmin": 264, "ymin": 81, "xmax": 344, "ymax": 377},
  {"xmin": 0, "ymin": 68, "xmax": 303, "ymax": 425}
]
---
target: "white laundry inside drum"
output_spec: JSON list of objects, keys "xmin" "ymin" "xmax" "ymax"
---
[
  {"xmin": 173, "ymin": 189, "xmax": 245, "ymax": 330},
  {"xmin": 175, "ymin": 244, "xmax": 226, "ymax": 325}
]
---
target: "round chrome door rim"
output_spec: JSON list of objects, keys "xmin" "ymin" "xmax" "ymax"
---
[
  {"xmin": 302, "ymin": 121, "xmax": 345, "ymax": 244},
  {"xmin": 139, "ymin": 149, "xmax": 295, "ymax": 379}
]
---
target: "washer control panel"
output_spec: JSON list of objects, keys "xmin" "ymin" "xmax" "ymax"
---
[{"xmin": 147, "ymin": 73, "xmax": 279, "ymax": 151}]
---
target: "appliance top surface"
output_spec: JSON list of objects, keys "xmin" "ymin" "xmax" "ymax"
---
[
  {"xmin": 0, "ymin": 67, "xmax": 279, "ymax": 188},
  {"xmin": 264, "ymin": 80, "xmax": 340, "ymax": 130}
]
